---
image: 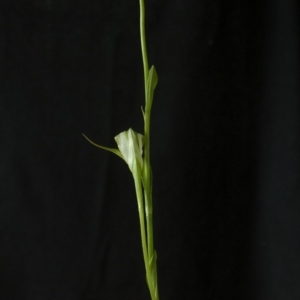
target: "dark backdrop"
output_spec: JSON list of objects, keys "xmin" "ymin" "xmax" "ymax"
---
[{"xmin": 0, "ymin": 0, "xmax": 299, "ymax": 299}]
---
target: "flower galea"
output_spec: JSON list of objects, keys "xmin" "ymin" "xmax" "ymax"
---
[
  {"xmin": 82, "ymin": 128, "xmax": 144, "ymax": 175},
  {"xmin": 115, "ymin": 128, "xmax": 144, "ymax": 173}
]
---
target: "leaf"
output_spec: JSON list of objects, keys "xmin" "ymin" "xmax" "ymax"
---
[{"xmin": 145, "ymin": 65, "xmax": 158, "ymax": 111}]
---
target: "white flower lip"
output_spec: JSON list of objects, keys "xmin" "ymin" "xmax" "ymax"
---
[{"xmin": 114, "ymin": 128, "xmax": 144, "ymax": 172}]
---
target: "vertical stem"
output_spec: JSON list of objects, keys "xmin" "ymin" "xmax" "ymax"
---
[
  {"xmin": 133, "ymin": 174, "xmax": 149, "ymax": 272},
  {"xmin": 139, "ymin": 0, "xmax": 149, "ymax": 94},
  {"xmin": 145, "ymin": 175, "xmax": 153, "ymax": 257},
  {"xmin": 139, "ymin": 0, "xmax": 153, "ymax": 260},
  {"xmin": 138, "ymin": 1, "xmax": 159, "ymax": 299},
  {"xmin": 134, "ymin": 174, "xmax": 157, "ymax": 300}
]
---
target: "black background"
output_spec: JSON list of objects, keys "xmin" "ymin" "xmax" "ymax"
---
[{"xmin": 0, "ymin": 0, "xmax": 299, "ymax": 299}]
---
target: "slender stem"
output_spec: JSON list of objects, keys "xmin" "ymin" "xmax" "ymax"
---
[
  {"xmin": 144, "ymin": 88, "xmax": 153, "ymax": 257},
  {"xmin": 139, "ymin": 0, "xmax": 149, "ymax": 95},
  {"xmin": 139, "ymin": 0, "xmax": 154, "ymax": 260},
  {"xmin": 138, "ymin": 1, "xmax": 159, "ymax": 299},
  {"xmin": 133, "ymin": 174, "xmax": 149, "ymax": 271},
  {"xmin": 144, "ymin": 175, "xmax": 153, "ymax": 256},
  {"xmin": 133, "ymin": 174, "xmax": 157, "ymax": 300}
]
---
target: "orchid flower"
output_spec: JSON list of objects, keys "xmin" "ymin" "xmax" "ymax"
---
[
  {"xmin": 83, "ymin": 1, "xmax": 159, "ymax": 299},
  {"xmin": 115, "ymin": 129, "xmax": 144, "ymax": 173},
  {"xmin": 82, "ymin": 128, "xmax": 144, "ymax": 175}
]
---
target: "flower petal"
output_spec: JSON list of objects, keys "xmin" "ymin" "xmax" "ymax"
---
[{"xmin": 114, "ymin": 128, "xmax": 144, "ymax": 172}]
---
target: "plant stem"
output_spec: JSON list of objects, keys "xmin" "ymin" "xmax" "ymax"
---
[
  {"xmin": 134, "ymin": 174, "xmax": 158, "ymax": 300},
  {"xmin": 138, "ymin": 1, "xmax": 159, "ymax": 299},
  {"xmin": 139, "ymin": 0, "xmax": 149, "ymax": 94},
  {"xmin": 133, "ymin": 174, "xmax": 149, "ymax": 272},
  {"xmin": 139, "ymin": 0, "xmax": 153, "ymax": 258}
]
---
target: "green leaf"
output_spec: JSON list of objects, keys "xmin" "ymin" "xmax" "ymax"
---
[{"xmin": 145, "ymin": 65, "xmax": 158, "ymax": 111}]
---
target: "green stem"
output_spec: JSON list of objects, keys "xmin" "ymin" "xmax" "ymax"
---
[
  {"xmin": 143, "ymin": 94, "xmax": 153, "ymax": 257},
  {"xmin": 133, "ymin": 174, "xmax": 149, "ymax": 272},
  {"xmin": 138, "ymin": 1, "xmax": 159, "ymax": 299},
  {"xmin": 139, "ymin": 0, "xmax": 149, "ymax": 94},
  {"xmin": 144, "ymin": 167, "xmax": 153, "ymax": 256},
  {"xmin": 139, "ymin": 0, "xmax": 153, "ymax": 259},
  {"xmin": 133, "ymin": 174, "xmax": 158, "ymax": 300}
]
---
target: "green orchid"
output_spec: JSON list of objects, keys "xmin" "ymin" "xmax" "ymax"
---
[
  {"xmin": 83, "ymin": 1, "xmax": 160, "ymax": 299},
  {"xmin": 115, "ymin": 129, "xmax": 144, "ymax": 173},
  {"xmin": 82, "ymin": 126, "xmax": 159, "ymax": 300},
  {"xmin": 82, "ymin": 128, "xmax": 144, "ymax": 175}
]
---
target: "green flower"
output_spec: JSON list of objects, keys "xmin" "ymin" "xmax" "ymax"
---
[
  {"xmin": 82, "ymin": 128, "xmax": 144, "ymax": 174},
  {"xmin": 115, "ymin": 129, "xmax": 144, "ymax": 172}
]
